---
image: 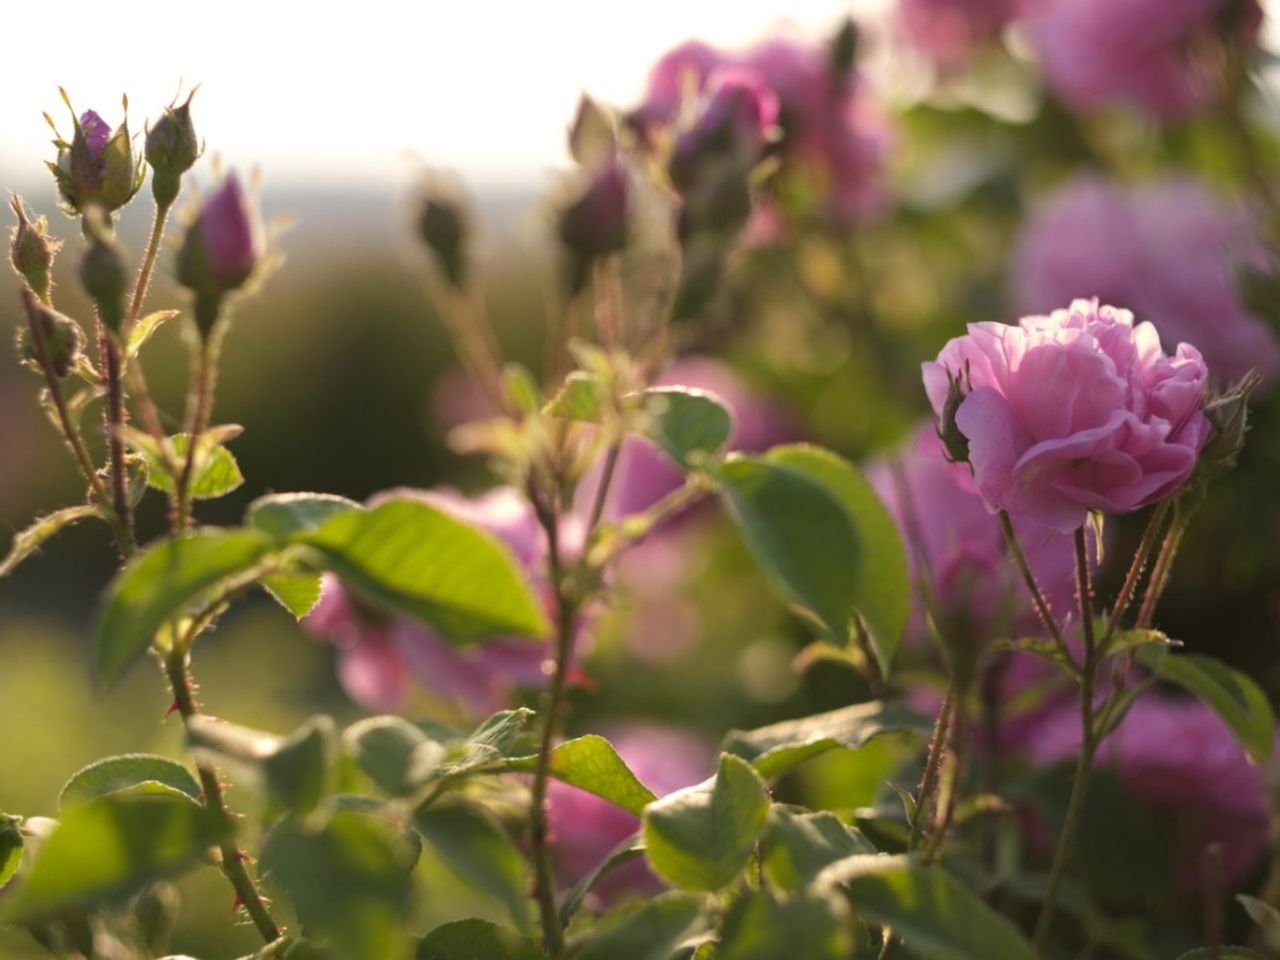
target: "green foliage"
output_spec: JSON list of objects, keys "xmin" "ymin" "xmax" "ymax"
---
[
  {"xmin": 0, "ymin": 818, "xmax": 22, "ymax": 890},
  {"xmin": 437, "ymin": 708, "xmax": 535, "ymax": 780},
  {"xmin": 713, "ymin": 455, "xmax": 861, "ymax": 641},
  {"xmin": 96, "ymin": 528, "xmax": 275, "ymax": 684},
  {"xmin": 125, "ymin": 308, "xmax": 180, "ymax": 357},
  {"xmin": 723, "ymin": 701, "xmax": 930, "ymax": 779},
  {"xmin": 1174, "ymin": 950, "xmax": 1269, "ymax": 959},
  {"xmin": 643, "ymin": 387, "xmax": 733, "ymax": 468},
  {"xmin": 572, "ymin": 891, "xmax": 713, "ymax": 960},
  {"xmin": 559, "ymin": 834, "xmax": 645, "ymax": 925},
  {"xmin": 261, "ymin": 810, "xmax": 415, "ymax": 960},
  {"xmin": 0, "ymin": 505, "xmax": 108, "ymax": 578},
  {"xmin": 763, "ymin": 444, "xmax": 910, "ymax": 675},
  {"xmin": 247, "ymin": 492, "xmax": 363, "ymax": 542},
  {"xmin": 761, "ymin": 807, "xmax": 874, "ymax": 890},
  {"xmin": 187, "ymin": 715, "xmax": 336, "ymax": 815},
  {"xmin": 717, "ymin": 890, "xmax": 852, "ymax": 960},
  {"xmin": 297, "ymin": 498, "xmax": 551, "ymax": 642},
  {"xmin": 262, "ymin": 572, "xmax": 325, "ymax": 619},
  {"xmin": 139, "ymin": 432, "xmax": 245, "ymax": 500},
  {"xmin": 414, "ymin": 803, "xmax": 530, "ymax": 929},
  {"xmin": 417, "ymin": 919, "xmax": 546, "ymax": 959},
  {"xmin": 506, "ymin": 735, "xmax": 657, "ymax": 815},
  {"xmin": 344, "ymin": 716, "xmax": 445, "ymax": 797},
  {"xmin": 5, "ymin": 794, "xmax": 225, "ymax": 921},
  {"xmin": 58, "ymin": 754, "xmax": 201, "ymax": 809},
  {"xmin": 1135, "ymin": 647, "xmax": 1276, "ymax": 762},
  {"xmin": 643, "ymin": 753, "xmax": 770, "ymax": 892},
  {"xmin": 816, "ymin": 855, "xmax": 1037, "ymax": 960}
]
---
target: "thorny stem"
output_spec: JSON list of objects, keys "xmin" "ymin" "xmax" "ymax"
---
[
  {"xmin": 162, "ymin": 649, "xmax": 280, "ymax": 944},
  {"xmin": 1135, "ymin": 501, "xmax": 1189, "ymax": 630},
  {"xmin": 1032, "ymin": 528, "xmax": 1100, "ymax": 952},
  {"xmin": 100, "ymin": 332, "xmax": 136, "ymax": 556},
  {"xmin": 124, "ymin": 201, "xmax": 172, "ymax": 335},
  {"xmin": 175, "ymin": 329, "xmax": 222, "ymax": 531},
  {"xmin": 998, "ymin": 510, "xmax": 1080, "ymax": 675},
  {"xmin": 1099, "ymin": 501, "xmax": 1171, "ymax": 654}
]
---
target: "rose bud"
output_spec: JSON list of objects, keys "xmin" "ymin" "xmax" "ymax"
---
[
  {"xmin": 669, "ymin": 68, "xmax": 777, "ymax": 195},
  {"xmin": 176, "ymin": 173, "xmax": 262, "ymax": 332},
  {"xmin": 145, "ymin": 91, "xmax": 201, "ymax": 208},
  {"xmin": 18, "ymin": 289, "xmax": 84, "ymax": 378},
  {"xmin": 417, "ymin": 190, "xmax": 468, "ymax": 289},
  {"xmin": 46, "ymin": 95, "xmax": 144, "ymax": 216},
  {"xmin": 558, "ymin": 158, "xmax": 629, "ymax": 292},
  {"xmin": 9, "ymin": 194, "xmax": 61, "ymax": 302},
  {"xmin": 79, "ymin": 208, "xmax": 128, "ymax": 332}
]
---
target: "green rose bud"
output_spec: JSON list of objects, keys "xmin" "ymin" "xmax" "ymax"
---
[
  {"xmin": 146, "ymin": 90, "xmax": 201, "ymax": 208},
  {"xmin": 45, "ymin": 93, "xmax": 144, "ymax": 216},
  {"xmin": 416, "ymin": 189, "xmax": 468, "ymax": 289},
  {"xmin": 18, "ymin": 289, "xmax": 84, "ymax": 378},
  {"xmin": 79, "ymin": 208, "xmax": 128, "ymax": 332},
  {"xmin": 9, "ymin": 194, "xmax": 61, "ymax": 302}
]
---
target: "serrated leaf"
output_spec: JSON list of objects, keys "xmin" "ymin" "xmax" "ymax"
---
[
  {"xmin": 723, "ymin": 701, "xmax": 930, "ymax": 779},
  {"xmin": 573, "ymin": 891, "xmax": 712, "ymax": 960},
  {"xmin": 717, "ymin": 890, "xmax": 851, "ymax": 960},
  {"xmin": 59, "ymin": 754, "xmax": 201, "ymax": 810},
  {"xmin": 263, "ymin": 573, "xmax": 325, "ymax": 619},
  {"xmin": 417, "ymin": 918, "xmax": 546, "ymax": 959},
  {"xmin": 506, "ymin": 735, "xmax": 657, "ymax": 816},
  {"xmin": 297, "ymin": 499, "xmax": 550, "ymax": 644},
  {"xmin": 261, "ymin": 811, "xmax": 415, "ymax": 960},
  {"xmin": 95, "ymin": 528, "xmax": 276, "ymax": 684},
  {"xmin": 1135, "ymin": 647, "xmax": 1276, "ymax": 763},
  {"xmin": 762, "ymin": 807, "xmax": 875, "ymax": 891},
  {"xmin": 345, "ymin": 716, "xmax": 446, "ymax": 797},
  {"xmin": 247, "ymin": 492, "xmax": 363, "ymax": 543},
  {"xmin": 763, "ymin": 445, "xmax": 909, "ymax": 676},
  {"xmin": 126, "ymin": 309, "xmax": 180, "ymax": 358},
  {"xmin": 138, "ymin": 433, "xmax": 244, "ymax": 500},
  {"xmin": 1, "ymin": 505, "xmax": 108, "ymax": 578},
  {"xmin": 543, "ymin": 371, "xmax": 604, "ymax": 420},
  {"xmin": 815, "ymin": 855, "xmax": 1036, "ymax": 960},
  {"xmin": 5, "ymin": 794, "xmax": 225, "ymax": 921},
  {"xmin": 643, "ymin": 753, "xmax": 770, "ymax": 892},
  {"xmin": 643, "ymin": 387, "xmax": 732, "ymax": 468},
  {"xmin": 414, "ymin": 804, "xmax": 530, "ymax": 929},
  {"xmin": 713, "ymin": 456, "xmax": 861, "ymax": 641}
]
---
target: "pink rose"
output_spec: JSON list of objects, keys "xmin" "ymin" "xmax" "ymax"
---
[
  {"xmin": 1019, "ymin": 696, "xmax": 1273, "ymax": 891},
  {"xmin": 1013, "ymin": 175, "xmax": 1280, "ymax": 386},
  {"xmin": 924, "ymin": 299, "xmax": 1211, "ymax": 533},
  {"xmin": 895, "ymin": 0, "xmax": 1024, "ymax": 67},
  {"xmin": 306, "ymin": 486, "xmax": 586, "ymax": 716},
  {"xmin": 1026, "ymin": 0, "xmax": 1262, "ymax": 119}
]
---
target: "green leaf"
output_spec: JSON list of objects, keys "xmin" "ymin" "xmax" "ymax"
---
[
  {"xmin": 5, "ymin": 794, "xmax": 224, "ymax": 921},
  {"xmin": 506, "ymin": 735, "xmax": 657, "ymax": 816},
  {"xmin": 437, "ymin": 708, "xmax": 535, "ymax": 781},
  {"xmin": 763, "ymin": 445, "xmax": 909, "ymax": 675},
  {"xmin": 131, "ymin": 431, "xmax": 245, "ymax": 500},
  {"xmin": 344, "ymin": 716, "xmax": 445, "ymax": 797},
  {"xmin": 247, "ymin": 492, "xmax": 363, "ymax": 543},
  {"xmin": 126, "ymin": 309, "xmax": 180, "ymax": 358},
  {"xmin": 1135, "ymin": 648, "xmax": 1276, "ymax": 763},
  {"xmin": 298, "ymin": 499, "xmax": 551, "ymax": 643},
  {"xmin": 723, "ymin": 701, "xmax": 930, "ymax": 780},
  {"xmin": 816, "ymin": 855, "xmax": 1036, "ymax": 960},
  {"xmin": 414, "ymin": 803, "xmax": 530, "ymax": 929},
  {"xmin": 543, "ymin": 371, "xmax": 603, "ymax": 420},
  {"xmin": 643, "ymin": 753, "xmax": 770, "ymax": 892},
  {"xmin": 1174, "ymin": 950, "xmax": 1268, "ymax": 959},
  {"xmin": 95, "ymin": 528, "xmax": 276, "ymax": 684},
  {"xmin": 559, "ymin": 834, "xmax": 645, "ymax": 926},
  {"xmin": 713, "ymin": 456, "xmax": 861, "ymax": 641},
  {"xmin": 717, "ymin": 890, "xmax": 852, "ymax": 960},
  {"xmin": 261, "ymin": 811, "xmax": 415, "ymax": 960},
  {"xmin": 761, "ymin": 807, "xmax": 875, "ymax": 891},
  {"xmin": 643, "ymin": 387, "xmax": 732, "ymax": 468},
  {"xmin": 1, "ymin": 505, "xmax": 108, "ymax": 578},
  {"xmin": 0, "ymin": 819, "xmax": 22, "ymax": 889},
  {"xmin": 59, "ymin": 754, "xmax": 201, "ymax": 810},
  {"xmin": 188, "ymin": 716, "xmax": 335, "ymax": 815},
  {"xmin": 574, "ymin": 891, "xmax": 712, "ymax": 960},
  {"xmin": 417, "ymin": 919, "xmax": 546, "ymax": 960},
  {"xmin": 263, "ymin": 573, "xmax": 325, "ymax": 619},
  {"xmin": 1104, "ymin": 628, "xmax": 1180, "ymax": 657}
]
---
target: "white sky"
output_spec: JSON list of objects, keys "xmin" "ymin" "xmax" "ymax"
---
[{"xmin": 0, "ymin": 0, "xmax": 878, "ymax": 193}]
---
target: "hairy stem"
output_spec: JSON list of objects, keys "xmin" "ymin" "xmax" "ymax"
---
[
  {"xmin": 1135, "ymin": 502, "xmax": 1188, "ymax": 630},
  {"xmin": 1033, "ymin": 527, "xmax": 1099, "ymax": 951},
  {"xmin": 100, "ymin": 332, "xmax": 135, "ymax": 556},
  {"xmin": 124, "ymin": 202, "xmax": 172, "ymax": 335},
  {"xmin": 998, "ymin": 510, "xmax": 1079, "ymax": 675},
  {"xmin": 1099, "ymin": 502, "xmax": 1171, "ymax": 654},
  {"xmin": 175, "ymin": 330, "xmax": 221, "ymax": 531},
  {"xmin": 163, "ymin": 649, "xmax": 280, "ymax": 943}
]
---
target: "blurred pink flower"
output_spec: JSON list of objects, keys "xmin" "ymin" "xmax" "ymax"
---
[
  {"xmin": 1013, "ymin": 175, "xmax": 1280, "ymax": 386},
  {"xmin": 632, "ymin": 34, "xmax": 892, "ymax": 228},
  {"xmin": 1026, "ymin": 0, "xmax": 1261, "ymax": 119},
  {"xmin": 923, "ymin": 299, "xmax": 1211, "ymax": 533},
  {"xmin": 867, "ymin": 426, "xmax": 1079, "ymax": 639},
  {"xmin": 178, "ymin": 173, "xmax": 261, "ymax": 297},
  {"xmin": 1021, "ymin": 695, "xmax": 1273, "ymax": 891},
  {"xmin": 896, "ymin": 0, "xmax": 1024, "ymax": 67},
  {"xmin": 546, "ymin": 726, "xmax": 713, "ymax": 901},
  {"xmin": 669, "ymin": 68, "xmax": 779, "ymax": 193},
  {"xmin": 306, "ymin": 486, "xmax": 585, "ymax": 716}
]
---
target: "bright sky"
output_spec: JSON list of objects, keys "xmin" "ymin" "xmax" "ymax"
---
[{"xmin": 0, "ymin": 0, "xmax": 879, "ymax": 193}]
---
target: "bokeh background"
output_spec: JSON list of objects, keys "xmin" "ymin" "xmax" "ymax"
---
[{"xmin": 3, "ymin": 1, "xmax": 1280, "ymax": 956}]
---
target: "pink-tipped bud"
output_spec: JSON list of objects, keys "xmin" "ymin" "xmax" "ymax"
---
[
  {"xmin": 177, "ymin": 174, "xmax": 262, "ymax": 330},
  {"xmin": 47, "ymin": 96, "xmax": 144, "ymax": 215},
  {"xmin": 669, "ymin": 68, "xmax": 778, "ymax": 194},
  {"xmin": 558, "ymin": 159, "xmax": 630, "ymax": 292}
]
